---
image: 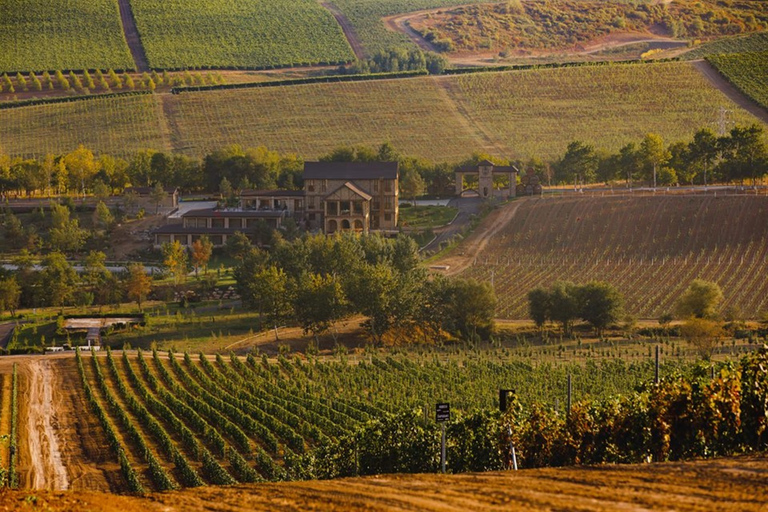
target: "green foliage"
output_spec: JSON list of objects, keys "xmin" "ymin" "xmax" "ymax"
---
[
  {"xmin": 527, "ymin": 281, "xmax": 623, "ymax": 335},
  {"xmin": 0, "ymin": 0, "xmax": 134, "ymax": 73},
  {"xmin": 675, "ymin": 280, "xmax": 724, "ymax": 319},
  {"xmin": 130, "ymin": 0, "xmax": 354, "ymax": 69}
]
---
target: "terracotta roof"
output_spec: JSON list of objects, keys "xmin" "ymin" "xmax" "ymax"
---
[
  {"xmin": 304, "ymin": 161, "xmax": 398, "ymax": 180},
  {"xmin": 240, "ymin": 189, "xmax": 305, "ymax": 197},
  {"xmin": 324, "ymin": 181, "xmax": 373, "ymax": 201},
  {"xmin": 181, "ymin": 208, "xmax": 285, "ymax": 218}
]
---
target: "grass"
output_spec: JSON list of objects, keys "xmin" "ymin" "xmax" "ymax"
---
[
  {"xmin": 0, "ymin": 61, "xmax": 764, "ymax": 160},
  {"xmin": 0, "ymin": 0, "xmax": 134, "ymax": 73},
  {"xmin": 459, "ymin": 195, "xmax": 768, "ymax": 319},
  {"xmin": 0, "ymin": 93, "xmax": 169, "ymax": 158},
  {"xmin": 399, "ymin": 204, "xmax": 457, "ymax": 229},
  {"xmin": 130, "ymin": 0, "xmax": 354, "ymax": 70},
  {"xmin": 707, "ymin": 52, "xmax": 768, "ymax": 110}
]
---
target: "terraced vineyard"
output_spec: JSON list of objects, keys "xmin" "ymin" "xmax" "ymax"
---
[
  {"xmin": 0, "ymin": 0, "xmax": 134, "ymax": 73},
  {"xmin": 460, "ymin": 195, "xmax": 768, "ymax": 319},
  {"xmin": 75, "ymin": 346, "xmax": 690, "ymax": 491},
  {"xmin": 130, "ymin": 0, "xmax": 354, "ymax": 70},
  {"xmin": 707, "ymin": 52, "xmax": 768, "ymax": 109}
]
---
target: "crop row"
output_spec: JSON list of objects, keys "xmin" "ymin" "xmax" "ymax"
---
[{"xmin": 707, "ymin": 51, "xmax": 768, "ymax": 110}]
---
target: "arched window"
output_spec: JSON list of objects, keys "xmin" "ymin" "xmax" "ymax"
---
[
  {"xmin": 341, "ymin": 219, "xmax": 351, "ymax": 230},
  {"xmin": 354, "ymin": 219, "xmax": 363, "ymax": 232},
  {"xmin": 328, "ymin": 219, "xmax": 337, "ymax": 233}
]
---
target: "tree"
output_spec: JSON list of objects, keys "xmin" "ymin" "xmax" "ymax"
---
[
  {"xmin": 576, "ymin": 281, "xmax": 623, "ymax": 335},
  {"xmin": 400, "ymin": 169, "xmax": 425, "ymax": 204},
  {"xmin": 190, "ymin": 236, "xmax": 213, "ymax": 277},
  {"xmin": 549, "ymin": 282, "xmax": 580, "ymax": 336},
  {"xmin": 84, "ymin": 250, "xmax": 110, "ymax": 289},
  {"xmin": 0, "ymin": 277, "xmax": 21, "ymax": 316},
  {"xmin": 63, "ymin": 145, "xmax": 99, "ymax": 195},
  {"xmin": 687, "ymin": 128, "xmax": 719, "ymax": 186},
  {"xmin": 150, "ymin": 182, "xmax": 166, "ymax": 214},
  {"xmin": 675, "ymin": 280, "xmax": 723, "ymax": 319},
  {"xmin": 49, "ymin": 204, "xmax": 88, "ymax": 253},
  {"xmin": 39, "ymin": 252, "xmax": 78, "ymax": 307},
  {"xmin": 93, "ymin": 201, "xmax": 114, "ymax": 230},
  {"xmin": 527, "ymin": 287, "xmax": 551, "ymax": 329},
  {"xmin": 344, "ymin": 263, "xmax": 398, "ymax": 343},
  {"xmin": 443, "ymin": 278, "xmax": 497, "ymax": 340},
  {"xmin": 244, "ymin": 265, "xmax": 291, "ymax": 340},
  {"xmin": 681, "ymin": 318, "xmax": 725, "ymax": 361},
  {"xmin": 125, "ymin": 263, "xmax": 152, "ymax": 311},
  {"xmin": 226, "ymin": 232, "xmax": 255, "ymax": 262},
  {"xmin": 718, "ymin": 124, "xmax": 767, "ymax": 185},
  {"xmin": 162, "ymin": 240, "xmax": 189, "ymax": 287},
  {"xmin": 555, "ymin": 141, "xmax": 598, "ymax": 186},
  {"xmin": 640, "ymin": 133, "xmax": 669, "ymax": 188},
  {"xmin": 293, "ymin": 273, "xmax": 348, "ymax": 342}
]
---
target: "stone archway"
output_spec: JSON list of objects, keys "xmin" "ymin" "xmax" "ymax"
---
[
  {"xmin": 341, "ymin": 219, "xmax": 351, "ymax": 230},
  {"xmin": 328, "ymin": 219, "xmax": 337, "ymax": 233}
]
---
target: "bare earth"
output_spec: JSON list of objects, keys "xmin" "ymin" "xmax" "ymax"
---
[{"xmin": 0, "ymin": 456, "xmax": 766, "ymax": 511}]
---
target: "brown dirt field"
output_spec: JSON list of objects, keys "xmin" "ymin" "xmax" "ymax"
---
[
  {"xmin": 108, "ymin": 216, "xmax": 165, "ymax": 260},
  {"xmin": 0, "ymin": 455, "xmax": 767, "ymax": 511}
]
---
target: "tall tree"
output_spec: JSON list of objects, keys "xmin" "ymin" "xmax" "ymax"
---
[
  {"xmin": 125, "ymin": 263, "xmax": 152, "ymax": 311},
  {"xmin": 162, "ymin": 240, "xmax": 189, "ymax": 287},
  {"xmin": 640, "ymin": 133, "xmax": 669, "ymax": 188},
  {"xmin": 0, "ymin": 277, "xmax": 21, "ymax": 316},
  {"xmin": 576, "ymin": 281, "xmax": 623, "ymax": 336},
  {"xmin": 190, "ymin": 236, "xmax": 213, "ymax": 277},
  {"xmin": 293, "ymin": 273, "xmax": 348, "ymax": 342},
  {"xmin": 150, "ymin": 182, "xmax": 166, "ymax": 214},
  {"xmin": 675, "ymin": 280, "xmax": 723, "ymax": 319},
  {"xmin": 39, "ymin": 252, "xmax": 78, "ymax": 307},
  {"xmin": 555, "ymin": 141, "xmax": 598, "ymax": 185}
]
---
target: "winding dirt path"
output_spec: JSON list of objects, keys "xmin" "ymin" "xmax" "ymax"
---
[
  {"xmin": 117, "ymin": 0, "xmax": 150, "ymax": 72},
  {"xmin": 436, "ymin": 198, "xmax": 527, "ymax": 276},
  {"xmin": 25, "ymin": 359, "xmax": 69, "ymax": 490},
  {"xmin": 692, "ymin": 59, "xmax": 768, "ymax": 125},
  {"xmin": 322, "ymin": 2, "xmax": 366, "ymax": 59}
]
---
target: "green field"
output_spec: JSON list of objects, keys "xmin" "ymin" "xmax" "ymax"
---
[
  {"xmin": 0, "ymin": 0, "xmax": 134, "ymax": 73},
  {"xmin": 130, "ymin": 0, "xmax": 354, "ymax": 70},
  {"xmin": 682, "ymin": 32, "xmax": 768, "ymax": 60},
  {"xmin": 0, "ymin": 93, "xmax": 169, "ymax": 158},
  {"xmin": 707, "ymin": 52, "xmax": 768, "ymax": 109},
  {"xmin": 0, "ymin": 61, "xmax": 764, "ymax": 161}
]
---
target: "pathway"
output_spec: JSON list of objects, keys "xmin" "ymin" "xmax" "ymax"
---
[
  {"xmin": 117, "ymin": 0, "xmax": 149, "ymax": 72},
  {"xmin": 321, "ymin": 2, "xmax": 366, "ymax": 59},
  {"xmin": 692, "ymin": 59, "xmax": 768, "ymax": 125}
]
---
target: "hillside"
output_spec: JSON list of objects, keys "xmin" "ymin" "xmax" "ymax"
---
[
  {"xmin": 454, "ymin": 195, "xmax": 768, "ymax": 319},
  {"xmin": 1, "ymin": 61, "xmax": 763, "ymax": 161},
  {"xmin": 3, "ymin": 456, "xmax": 767, "ymax": 511}
]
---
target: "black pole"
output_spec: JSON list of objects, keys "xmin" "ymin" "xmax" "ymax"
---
[{"xmin": 655, "ymin": 345, "xmax": 660, "ymax": 384}]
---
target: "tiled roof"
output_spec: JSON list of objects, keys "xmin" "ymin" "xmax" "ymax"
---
[{"xmin": 304, "ymin": 161, "xmax": 398, "ymax": 180}]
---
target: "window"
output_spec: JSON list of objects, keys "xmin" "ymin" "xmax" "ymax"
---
[
  {"xmin": 211, "ymin": 218, "xmax": 225, "ymax": 228},
  {"xmin": 341, "ymin": 219, "xmax": 351, "ymax": 230},
  {"xmin": 229, "ymin": 218, "xmax": 242, "ymax": 229},
  {"xmin": 328, "ymin": 219, "xmax": 337, "ymax": 233},
  {"xmin": 385, "ymin": 213, "xmax": 392, "ymax": 222},
  {"xmin": 308, "ymin": 213, "xmax": 316, "ymax": 221},
  {"xmin": 327, "ymin": 202, "xmax": 338, "ymax": 215},
  {"xmin": 340, "ymin": 201, "xmax": 350, "ymax": 214},
  {"xmin": 211, "ymin": 235, "xmax": 223, "ymax": 246},
  {"xmin": 353, "ymin": 201, "xmax": 363, "ymax": 214},
  {"xmin": 385, "ymin": 197, "xmax": 392, "ymax": 209},
  {"xmin": 354, "ymin": 219, "xmax": 363, "ymax": 231},
  {"xmin": 308, "ymin": 198, "xmax": 315, "ymax": 209},
  {"xmin": 307, "ymin": 181, "xmax": 315, "ymax": 192},
  {"xmin": 373, "ymin": 200, "xmax": 380, "ymax": 211}
]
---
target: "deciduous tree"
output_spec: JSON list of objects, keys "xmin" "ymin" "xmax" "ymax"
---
[{"xmin": 125, "ymin": 263, "xmax": 152, "ymax": 311}]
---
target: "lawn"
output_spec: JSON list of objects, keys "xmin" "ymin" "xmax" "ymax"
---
[
  {"xmin": 0, "ymin": 0, "xmax": 134, "ymax": 73},
  {"xmin": 398, "ymin": 204, "xmax": 457, "ymax": 229}
]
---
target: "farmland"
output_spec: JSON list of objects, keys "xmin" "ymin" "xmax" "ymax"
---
[
  {"xmin": 682, "ymin": 31, "xmax": 768, "ymax": 60},
  {"xmin": 707, "ymin": 52, "xmax": 768, "ymax": 109},
  {"xmin": 458, "ymin": 195, "xmax": 768, "ymax": 319},
  {"xmin": 0, "ymin": 93, "xmax": 169, "ymax": 158},
  {"xmin": 130, "ymin": 0, "xmax": 354, "ymax": 70},
  {"xmin": 0, "ymin": 0, "xmax": 134, "ymax": 74},
  {"xmin": 1, "ymin": 61, "xmax": 763, "ymax": 161}
]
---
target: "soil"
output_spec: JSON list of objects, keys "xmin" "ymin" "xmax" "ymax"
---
[
  {"xmin": 692, "ymin": 59, "xmax": 768, "ymax": 125},
  {"xmin": 0, "ymin": 455, "xmax": 766, "ymax": 511},
  {"xmin": 435, "ymin": 198, "xmax": 526, "ymax": 276},
  {"xmin": 116, "ymin": 0, "xmax": 149, "ymax": 72},
  {"xmin": 108, "ymin": 216, "xmax": 165, "ymax": 260},
  {"xmin": 321, "ymin": 2, "xmax": 366, "ymax": 60}
]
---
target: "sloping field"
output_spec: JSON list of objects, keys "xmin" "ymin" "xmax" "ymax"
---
[
  {"xmin": 0, "ymin": 94, "xmax": 170, "ymax": 158},
  {"xmin": 459, "ymin": 195, "xmax": 768, "ymax": 319},
  {"xmin": 0, "ymin": 0, "xmax": 134, "ymax": 73},
  {"xmin": 682, "ymin": 31, "xmax": 768, "ymax": 60},
  {"xmin": 707, "ymin": 52, "xmax": 768, "ymax": 109},
  {"xmin": 130, "ymin": 0, "xmax": 354, "ymax": 70},
  {"xmin": 3, "ymin": 456, "xmax": 768, "ymax": 511},
  {"xmin": 0, "ymin": 61, "xmax": 764, "ymax": 160}
]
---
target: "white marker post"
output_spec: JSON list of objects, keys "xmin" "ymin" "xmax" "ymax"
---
[{"xmin": 436, "ymin": 403, "xmax": 450, "ymax": 474}]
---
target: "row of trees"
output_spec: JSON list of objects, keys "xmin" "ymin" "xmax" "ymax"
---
[
  {"xmin": 230, "ymin": 232, "xmax": 497, "ymax": 344},
  {"xmin": 553, "ymin": 125, "xmax": 768, "ymax": 187}
]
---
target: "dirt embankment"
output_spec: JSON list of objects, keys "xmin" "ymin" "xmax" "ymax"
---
[{"xmin": 1, "ymin": 455, "xmax": 767, "ymax": 511}]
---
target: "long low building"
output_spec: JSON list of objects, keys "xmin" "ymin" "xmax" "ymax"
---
[{"xmin": 153, "ymin": 208, "xmax": 288, "ymax": 247}]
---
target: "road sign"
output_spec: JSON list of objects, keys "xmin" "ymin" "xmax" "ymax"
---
[{"xmin": 436, "ymin": 403, "xmax": 450, "ymax": 422}]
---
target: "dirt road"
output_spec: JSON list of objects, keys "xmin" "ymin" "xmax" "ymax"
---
[
  {"xmin": 436, "ymin": 198, "xmax": 527, "ymax": 276},
  {"xmin": 322, "ymin": 2, "xmax": 366, "ymax": 59},
  {"xmin": 2, "ymin": 455, "xmax": 767, "ymax": 511},
  {"xmin": 693, "ymin": 59, "xmax": 768, "ymax": 125},
  {"xmin": 117, "ymin": 0, "xmax": 149, "ymax": 72},
  {"xmin": 24, "ymin": 359, "xmax": 69, "ymax": 490}
]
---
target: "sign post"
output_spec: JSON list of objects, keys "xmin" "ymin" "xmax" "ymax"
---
[{"xmin": 436, "ymin": 403, "xmax": 450, "ymax": 474}]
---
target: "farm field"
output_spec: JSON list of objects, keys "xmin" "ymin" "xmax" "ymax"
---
[
  {"xmin": 0, "ymin": 0, "xmax": 134, "ymax": 74},
  {"xmin": 707, "ymin": 52, "xmax": 768, "ymax": 109},
  {"xmin": 682, "ymin": 31, "xmax": 768, "ymax": 60},
  {"xmin": 0, "ymin": 93, "xmax": 170, "ymax": 158},
  {"xmin": 457, "ymin": 195, "xmax": 768, "ymax": 319},
  {"xmin": 129, "ymin": 0, "xmax": 354, "ymax": 70},
  {"xmin": 1, "ymin": 61, "xmax": 763, "ymax": 161}
]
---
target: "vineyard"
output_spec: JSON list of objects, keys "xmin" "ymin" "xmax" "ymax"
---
[
  {"xmin": 0, "ymin": 93, "xmax": 169, "ymax": 158},
  {"xmin": 707, "ymin": 52, "xmax": 768, "ymax": 109},
  {"xmin": 69, "ymin": 344, "xmax": 697, "ymax": 492},
  {"xmin": 0, "ymin": 0, "xmax": 134, "ymax": 74},
  {"xmin": 129, "ymin": 0, "xmax": 354, "ymax": 70},
  {"xmin": 2, "ymin": 60, "xmax": 761, "ymax": 161},
  {"xmin": 459, "ymin": 195, "xmax": 768, "ymax": 319},
  {"xmin": 682, "ymin": 31, "xmax": 768, "ymax": 60}
]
